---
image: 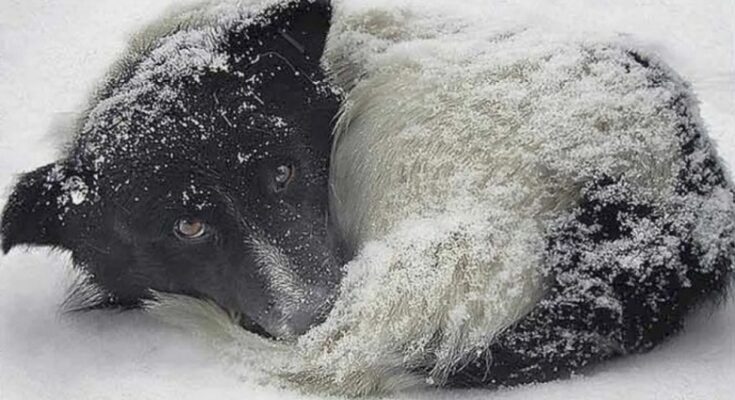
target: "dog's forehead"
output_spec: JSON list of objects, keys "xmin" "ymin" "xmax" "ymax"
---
[
  {"xmin": 79, "ymin": 106, "xmax": 295, "ymax": 180},
  {"xmin": 75, "ymin": 13, "xmax": 312, "ymax": 174}
]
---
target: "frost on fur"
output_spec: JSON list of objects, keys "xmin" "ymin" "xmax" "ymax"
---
[{"xmin": 134, "ymin": 0, "xmax": 735, "ymax": 396}]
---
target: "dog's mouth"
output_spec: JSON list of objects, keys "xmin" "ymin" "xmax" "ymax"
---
[{"xmin": 237, "ymin": 312, "xmax": 274, "ymax": 339}]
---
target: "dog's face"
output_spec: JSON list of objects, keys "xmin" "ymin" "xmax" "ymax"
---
[{"xmin": 1, "ymin": 0, "xmax": 343, "ymax": 339}]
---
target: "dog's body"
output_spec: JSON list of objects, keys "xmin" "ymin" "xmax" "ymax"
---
[
  {"xmin": 313, "ymin": 1, "xmax": 735, "ymax": 391},
  {"xmin": 1, "ymin": 0, "xmax": 733, "ymax": 396}
]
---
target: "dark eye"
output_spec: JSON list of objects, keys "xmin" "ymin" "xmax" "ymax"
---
[
  {"xmin": 274, "ymin": 164, "xmax": 295, "ymax": 192},
  {"xmin": 174, "ymin": 218, "xmax": 207, "ymax": 240}
]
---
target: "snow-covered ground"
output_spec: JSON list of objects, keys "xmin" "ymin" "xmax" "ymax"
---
[{"xmin": 0, "ymin": 0, "xmax": 733, "ymax": 399}]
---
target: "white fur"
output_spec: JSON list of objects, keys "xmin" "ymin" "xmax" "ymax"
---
[
  {"xmin": 251, "ymin": 237, "xmax": 305, "ymax": 307},
  {"xmin": 140, "ymin": 0, "xmax": 735, "ymax": 396},
  {"xmin": 322, "ymin": 1, "xmax": 686, "ymax": 390},
  {"xmin": 250, "ymin": 235, "xmax": 308, "ymax": 338}
]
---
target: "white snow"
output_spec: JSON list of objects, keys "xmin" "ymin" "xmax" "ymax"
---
[{"xmin": 0, "ymin": 0, "xmax": 733, "ymax": 399}]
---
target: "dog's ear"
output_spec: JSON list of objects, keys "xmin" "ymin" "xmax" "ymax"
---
[
  {"xmin": 263, "ymin": 0, "xmax": 332, "ymax": 63},
  {"xmin": 229, "ymin": 0, "xmax": 332, "ymax": 65},
  {"xmin": 1, "ymin": 162, "xmax": 92, "ymax": 253},
  {"xmin": 269, "ymin": 0, "xmax": 332, "ymax": 62}
]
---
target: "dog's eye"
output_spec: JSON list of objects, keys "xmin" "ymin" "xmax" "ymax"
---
[
  {"xmin": 174, "ymin": 218, "xmax": 207, "ymax": 240},
  {"xmin": 274, "ymin": 164, "xmax": 295, "ymax": 192}
]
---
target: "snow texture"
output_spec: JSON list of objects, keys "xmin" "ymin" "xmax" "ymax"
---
[{"xmin": 1, "ymin": 0, "xmax": 734, "ymax": 399}]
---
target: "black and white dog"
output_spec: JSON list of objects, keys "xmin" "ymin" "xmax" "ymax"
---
[{"xmin": 2, "ymin": 0, "xmax": 733, "ymax": 396}]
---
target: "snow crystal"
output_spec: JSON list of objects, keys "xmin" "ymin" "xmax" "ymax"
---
[
  {"xmin": 61, "ymin": 176, "xmax": 90, "ymax": 205},
  {"xmin": 237, "ymin": 151, "xmax": 254, "ymax": 163}
]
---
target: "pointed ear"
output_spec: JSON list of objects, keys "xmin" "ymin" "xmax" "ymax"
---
[
  {"xmin": 231, "ymin": 0, "xmax": 332, "ymax": 65},
  {"xmin": 1, "ymin": 162, "xmax": 91, "ymax": 253},
  {"xmin": 273, "ymin": 0, "xmax": 332, "ymax": 62}
]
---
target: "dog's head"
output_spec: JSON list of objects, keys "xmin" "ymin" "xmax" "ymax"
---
[{"xmin": 1, "ymin": 0, "xmax": 343, "ymax": 339}]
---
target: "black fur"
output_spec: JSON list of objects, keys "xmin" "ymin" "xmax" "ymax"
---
[{"xmin": 1, "ymin": 0, "xmax": 344, "ymax": 338}]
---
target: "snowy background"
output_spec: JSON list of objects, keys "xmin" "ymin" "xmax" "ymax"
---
[{"xmin": 0, "ymin": 0, "xmax": 733, "ymax": 399}]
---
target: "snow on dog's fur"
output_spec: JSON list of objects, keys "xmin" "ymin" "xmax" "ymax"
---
[
  {"xmin": 3, "ymin": 0, "xmax": 732, "ymax": 397},
  {"xmin": 143, "ymin": 0, "xmax": 734, "ymax": 396},
  {"xmin": 1, "ymin": 0, "xmax": 343, "ymax": 339}
]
